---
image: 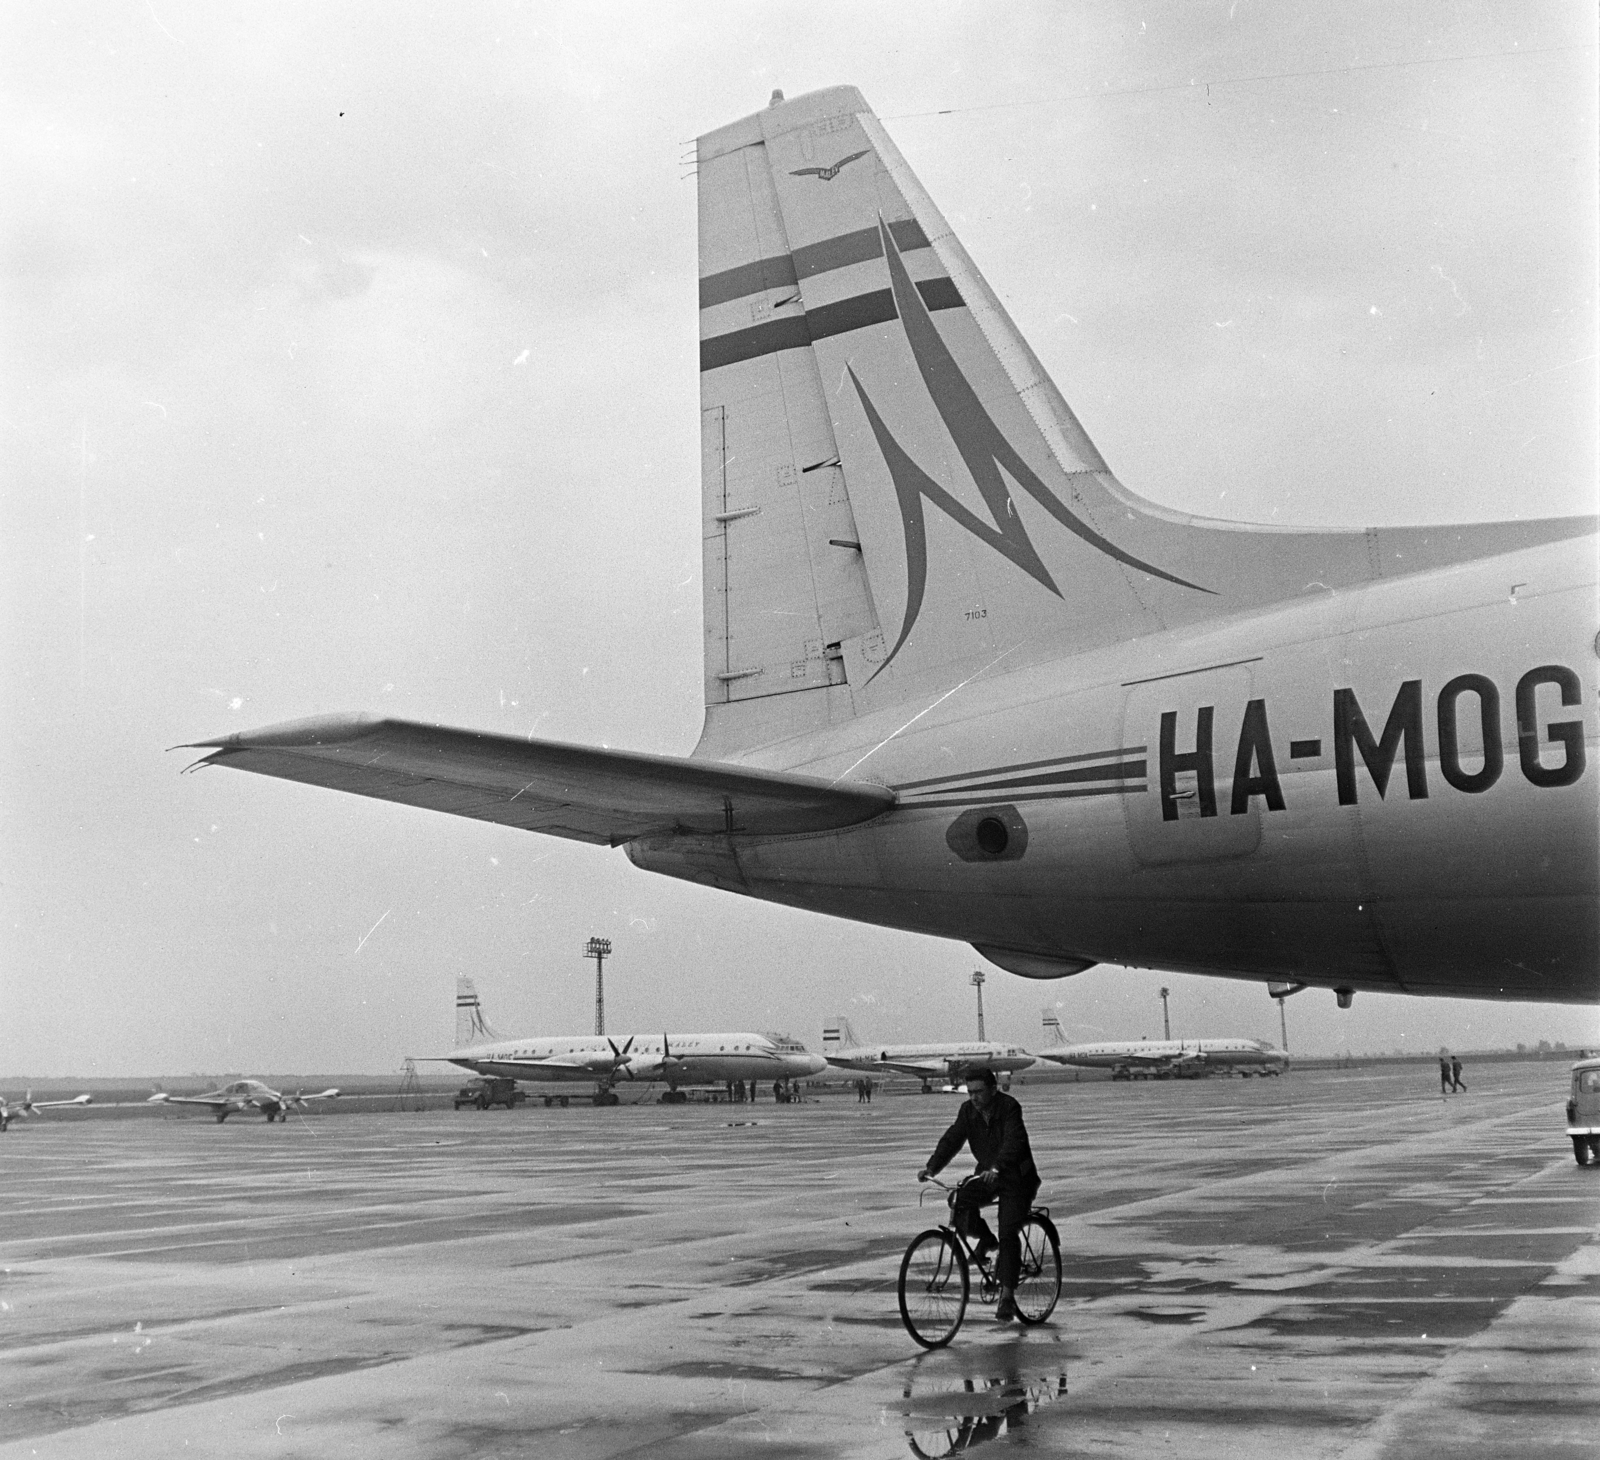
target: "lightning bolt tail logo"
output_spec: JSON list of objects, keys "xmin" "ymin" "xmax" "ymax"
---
[{"xmin": 853, "ymin": 216, "xmax": 1210, "ymax": 680}]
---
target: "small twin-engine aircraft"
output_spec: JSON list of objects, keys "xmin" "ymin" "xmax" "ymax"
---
[
  {"xmin": 1035, "ymin": 1011, "xmax": 1286, "ymax": 1079},
  {"xmin": 822, "ymin": 1016, "xmax": 1034, "ymax": 1093},
  {"xmin": 147, "ymin": 1080, "xmax": 340, "ymax": 1123},
  {"xmin": 428, "ymin": 977, "xmax": 827, "ymax": 1105},
  {"xmin": 0, "ymin": 1092, "xmax": 91, "ymax": 1132}
]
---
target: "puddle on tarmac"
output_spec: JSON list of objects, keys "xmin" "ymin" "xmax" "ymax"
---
[
  {"xmin": 891, "ymin": 1345, "xmax": 1069, "ymax": 1457},
  {"xmin": 1127, "ymin": 1304, "xmax": 1207, "ymax": 1325}
]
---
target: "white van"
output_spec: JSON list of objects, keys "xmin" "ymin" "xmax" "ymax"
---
[{"xmin": 1565, "ymin": 1056, "xmax": 1600, "ymax": 1166}]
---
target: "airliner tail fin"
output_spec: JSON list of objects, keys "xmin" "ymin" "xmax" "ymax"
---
[
  {"xmin": 694, "ymin": 86, "xmax": 1592, "ymax": 759},
  {"xmin": 822, "ymin": 1015, "xmax": 860, "ymax": 1051},
  {"xmin": 456, "ymin": 975, "xmax": 500, "ymax": 1048}
]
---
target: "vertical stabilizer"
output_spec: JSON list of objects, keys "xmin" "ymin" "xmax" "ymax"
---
[
  {"xmin": 822, "ymin": 1016, "xmax": 860, "ymax": 1051},
  {"xmin": 455, "ymin": 976, "xmax": 499, "ymax": 1047},
  {"xmin": 1041, "ymin": 1011, "xmax": 1067, "ymax": 1047},
  {"xmin": 693, "ymin": 86, "xmax": 1591, "ymax": 761}
]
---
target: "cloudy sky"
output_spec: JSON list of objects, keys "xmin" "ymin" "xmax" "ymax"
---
[{"xmin": 4, "ymin": 2, "xmax": 1595, "ymax": 1077}]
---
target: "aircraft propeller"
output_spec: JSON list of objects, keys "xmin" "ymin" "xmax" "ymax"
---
[
  {"xmin": 615, "ymin": 1034, "xmax": 683, "ymax": 1082},
  {"xmin": 606, "ymin": 1037, "xmax": 636, "ymax": 1077}
]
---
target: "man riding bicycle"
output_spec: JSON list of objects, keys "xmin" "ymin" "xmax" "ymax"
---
[{"xmin": 917, "ymin": 1067, "xmax": 1041, "ymax": 1322}]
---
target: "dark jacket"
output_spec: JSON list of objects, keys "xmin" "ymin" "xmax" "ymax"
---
[{"xmin": 926, "ymin": 1092, "xmax": 1040, "ymax": 1193}]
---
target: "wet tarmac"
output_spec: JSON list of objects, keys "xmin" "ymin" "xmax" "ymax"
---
[{"xmin": 2, "ymin": 1062, "xmax": 1596, "ymax": 1458}]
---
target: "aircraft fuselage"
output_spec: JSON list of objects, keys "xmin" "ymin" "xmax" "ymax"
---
[
  {"xmin": 826, "ymin": 1042, "xmax": 1035, "ymax": 1077},
  {"xmin": 1042, "ymin": 1039, "xmax": 1287, "ymax": 1077},
  {"xmin": 633, "ymin": 537, "xmax": 1597, "ymax": 1002},
  {"xmin": 454, "ymin": 1033, "xmax": 826, "ymax": 1087}
]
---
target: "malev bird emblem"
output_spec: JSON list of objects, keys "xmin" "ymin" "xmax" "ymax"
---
[{"xmin": 790, "ymin": 149, "xmax": 869, "ymax": 182}]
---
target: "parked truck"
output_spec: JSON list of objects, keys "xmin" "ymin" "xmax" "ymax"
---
[{"xmin": 453, "ymin": 1077, "xmax": 526, "ymax": 1111}]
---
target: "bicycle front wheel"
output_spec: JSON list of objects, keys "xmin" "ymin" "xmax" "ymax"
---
[
  {"xmin": 898, "ymin": 1229, "xmax": 969, "ymax": 1348},
  {"xmin": 1013, "ymin": 1214, "xmax": 1061, "ymax": 1324}
]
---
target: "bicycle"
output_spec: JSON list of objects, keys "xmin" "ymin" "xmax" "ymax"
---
[{"xmin": 897, "ymin": 1175, "xmax": 1062, "ymax": 1348}]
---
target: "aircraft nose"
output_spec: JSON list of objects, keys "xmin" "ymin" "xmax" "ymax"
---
[{"xmin": 805, "ymin": 1055, "xmax": 827, "ymax": 1075}]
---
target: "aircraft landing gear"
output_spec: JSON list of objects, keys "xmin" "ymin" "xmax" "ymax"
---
[
  {"xmin": 659, "ymin": 1089, "xmax": 687, "ymax": 1104},
  {"xmin": 592, "ymin": 1090, "xmax": 620, "ymax": 1107},
  {"xmin": 215, "ymin": 1110, "xmax": 228, "ymax": 1123},
  {"xmin": 920, "ymin": 1081, "xmax": 933, "ymax": 1094}
]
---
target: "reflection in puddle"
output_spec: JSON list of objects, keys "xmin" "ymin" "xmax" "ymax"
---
[{"xmin": 895, "ymin": 1348, "xmax": 1068, "ymax": 1457}]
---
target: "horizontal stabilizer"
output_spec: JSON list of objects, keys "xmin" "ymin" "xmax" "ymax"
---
[{"xmin": 188, "ymin": 714, "xmax": 894, "ymax": 845}]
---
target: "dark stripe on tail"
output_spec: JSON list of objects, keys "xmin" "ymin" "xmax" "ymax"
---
[
  {"xmin": 698, "ymin": 219, "xmax": 932, "ymax": 311},
  {"xmin": 701, "ymin": 278, "xmax": 962, "ymax": 372}
]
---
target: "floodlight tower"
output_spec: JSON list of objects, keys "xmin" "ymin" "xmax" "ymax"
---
[
  {"xmin": 1267, "ymin": 981, "xmax": 1305, "ymax": 1053},
  {"xmin": 585, "ymin": 936, "xmax": 612, "ymax": 1036},
  {"xmin": 971, "ymin": 969, "xmax": 987, "ymax": 1042},
  {"xmin": 1159, "ymin": 986, "xmax": 1171, "ymax": 1041}
]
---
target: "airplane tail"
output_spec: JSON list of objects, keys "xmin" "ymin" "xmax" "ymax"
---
[
  {"xmin": 822, "ymin": 1016, "xmax": 860, "ymax": 1051},
  {"xmin": 455, "ymin": 976, "xmax": 500, "ymax": 1048},
  {"xmin": 1041, "ymin": 1010, "xmax": 1067, "ymax": 1047},
  {"xmin": 693, "ymin": 86, "xmax": 1590, "ymax": 759}
]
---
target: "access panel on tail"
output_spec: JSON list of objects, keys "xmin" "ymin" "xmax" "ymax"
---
[{"xmin": 693, "ymin": 87, "xmax": 1588, "ymax": 759}]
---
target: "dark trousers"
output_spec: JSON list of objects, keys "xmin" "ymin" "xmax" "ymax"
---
[{"xmin": 953, "ymin": 1179, "xmax": 1039, "ymax": 1290}]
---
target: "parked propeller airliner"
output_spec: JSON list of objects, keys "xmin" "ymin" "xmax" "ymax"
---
[
  {"xmin": 420, "ymin": 975, "xmax": 826, "ymax": 1104},
  {"xmin": 822, "ymin": 1016, "xmax": 1033, "ymax": 1091},
  {"xmin": 440, "ymin": 1030, "xmax": 826, "ymax": 1106},
  {"xmin": 1036, "ymin": 1012, "xmax": 1286, "ymax": 1080},
  {"xmin": 0, "ymin": 1092, "xmax": 91, "ymax": 1132},
  {"xmin": 147, "ymin": 1080, "xmax": 340, "ymax": 1123},
  {"xmin": 188, "ymin": 86, "xmax": 1597, "ymax": 1010}
]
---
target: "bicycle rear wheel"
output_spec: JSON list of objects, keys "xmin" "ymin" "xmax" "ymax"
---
[
  {"xmin": 898, "ymin": 1229, "xmax": 969, "ymax": 1348},
  {"xmin": 1013, "ymin": 1214, "xmax": 1061, "ymax": 1324}
]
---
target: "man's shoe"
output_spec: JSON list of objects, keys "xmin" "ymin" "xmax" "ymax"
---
[
  {"xmin": 995, "ymin": 1295, "xmax": 1018, "ymax": 1323},
  {"xmin": 972, "ymin": 1236, "xmax": 997, "ymax": 1266}
]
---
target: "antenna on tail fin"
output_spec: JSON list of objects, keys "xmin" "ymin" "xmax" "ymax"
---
[{"xmin": 455, "ymin": 976, "xmax": 501, "ymax": 1047}]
